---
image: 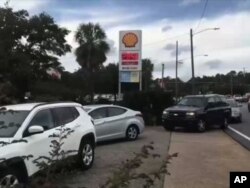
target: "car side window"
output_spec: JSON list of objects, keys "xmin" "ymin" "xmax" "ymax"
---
[
  {"xmin": 89, "ymin": 108, "xmax": 108, "ymax": 119},
  {"xmin": 52, "ymin": 107, "xmax": 75, "ymax": 126},
  {"xmin": 207, "ymin": 97, "xmax": 216, "ymax": 108},
  {"xmin": 69, "ymin": 107, "xmax": 80, "ymax": 119},
  {"xmin": 29, "ymin": 109, "xmax": 54, "ymax": 131},
  {"xmin": 108, "ymin": 107, "xmax": 127, "ymax": 117},
  {"xmin": 216, "ymin": 96, "xmax": 227, "ymax": 107}
]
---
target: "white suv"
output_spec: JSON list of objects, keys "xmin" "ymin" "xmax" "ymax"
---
[{"xmin": 0, "ymin": 102, "xmax": 96, "ymax": 187}]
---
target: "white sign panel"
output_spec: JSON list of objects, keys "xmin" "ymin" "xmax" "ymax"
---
[
  {"xmin": 119, "ymin": 30, "xmax": 142, "ymax": 71},
  {"xmin": 120, "ymin": 71, "xmax": 140, "ymax": 83}
]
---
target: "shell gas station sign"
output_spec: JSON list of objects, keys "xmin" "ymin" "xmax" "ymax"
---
[{"xmin": 119, "ymin": 30, "xmax": 142, "ymax": 72}]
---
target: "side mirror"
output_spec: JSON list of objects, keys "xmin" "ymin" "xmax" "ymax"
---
[{"xmin": 28, "ymin": 125, "xmax": 44, "ymax": 135}]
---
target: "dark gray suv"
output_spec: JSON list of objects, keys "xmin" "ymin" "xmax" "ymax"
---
[{"xmin": 162, "ymin": 94, "xmax": 231, "ymax": 132}]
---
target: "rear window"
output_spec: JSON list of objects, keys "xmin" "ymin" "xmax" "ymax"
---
[
  {"xmin": 52, "ymin": 107, "xmax": 77, "ymax": 126},
  {"xmin": 108, "ymin": 107, "xmax": 127, "ymax": 117}
]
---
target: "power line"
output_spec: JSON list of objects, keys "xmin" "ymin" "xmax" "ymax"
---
[{"xmin": 195, "ymin": 0, "xmax": 209, "ymax": 31}]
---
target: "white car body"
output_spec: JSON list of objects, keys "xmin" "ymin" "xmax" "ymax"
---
[
  {"xmin": 0, "ymin": 102, "xmax": 96, "ymax": 179},
  {"xmin": 83, "ymin": 105, "xmax": 145, "ymax": 142}
]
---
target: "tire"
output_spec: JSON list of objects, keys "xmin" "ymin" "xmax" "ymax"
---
[
  {"xmin": 0, "ymin": 169, "xmax": 22, "ymax": 188},
  {"xmin": 238, "ymin": 115, "xmax": 242, "ymax": 123},
  {"xmin": 78, "ymin": 139, "xmax": 95, "ymax": 170},
  {"xmin": 126, "ymin": 125, "xmax": 139, "ymax": 141},
  {"xmin": 163, "ymin": 124, "xmax": 174, "ymax": 131},
  {"xmin": 221, "ymin": 117, "xmax": 229, "ymax": 129},
  {"xmin": 197, "ymin": 119, "xmax": 206, "ymax": 132}
]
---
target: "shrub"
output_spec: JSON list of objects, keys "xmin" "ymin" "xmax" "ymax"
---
[{"xmin": 122, "ymin": 91, "xmax": 174, "ymax": 125}]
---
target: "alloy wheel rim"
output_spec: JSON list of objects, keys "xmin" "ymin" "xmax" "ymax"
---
[
  {"xmin": 128, "ymin": 127, "xmax": 137, "ymax": 139},
  {"xmin": 0, "ymin": 174, "xmax": 19, "ymax": 187},
  {"xmin": 82, "ymin": 144, "xmax": 93, "ymax": 166}
]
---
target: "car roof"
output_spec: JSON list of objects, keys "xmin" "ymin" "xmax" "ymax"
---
[
  {"xmin": 185, "ymin": 94, "xmax": 223, "ymax": 98},
  {"xmin": 83, "ymin": 104, "xmax": 129, "ymax": 112},
  {"xmin": 1, "ymin": 102, "xmax": 82, "ymax": 111}
]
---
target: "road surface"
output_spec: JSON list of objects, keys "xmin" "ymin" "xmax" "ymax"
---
[{"xmin": 226, "ymin": 103, "xmax": 250, "ymax": 150}]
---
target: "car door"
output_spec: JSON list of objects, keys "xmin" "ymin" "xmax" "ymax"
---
[
  {"xmin": 89, "ymin": 107, "xmax": 110, "ymax": 141},
  {"xmin": 214, "ymin": 96, "xmax": 225, "ymax": 124},
  {"xmin": 205, "ymin": 97, "xmax": 218, "ymax": 125},
  {"xmin": 105, "ymin": 107, "xmax": 127, "ymax": 138},
  {"xmin": 22, "ymin": 109, "xmax": 56, "ymax": 175},
  {"xmin": 51, "ymin": 107, "xmax": 80, "ymax": 155}
]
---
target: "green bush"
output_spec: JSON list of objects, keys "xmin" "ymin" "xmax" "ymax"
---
[{"xmin": 122, "ymin": 91, "xmax": 174, "ymax": 125}]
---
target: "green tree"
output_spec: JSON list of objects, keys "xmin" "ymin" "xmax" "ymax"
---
[
  {"xmin": 74, "ymin": 23, "xmax": 110, "ymax": 102},
  {"xmin": 0, "ymin": 4, "xmax": 71, "ymax": 102},
  {"xmin": 142, "ymin": 59, "xmax": 154, "ymax": 91}
]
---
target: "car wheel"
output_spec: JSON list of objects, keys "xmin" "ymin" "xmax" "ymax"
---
[
  {"xmin": 126, "ymin": 125, "xmax": 139, "ymax": 141},
  {"xmin": 163, "ymin": 124, "xmax": 174, "ymax": 131},
  {"xmin": 78, "ymin": 139, "xmax": 94, "ymax": 170},
  {"xmin": 221, "ymin": 117, "xmax": 229, "ymax": 129},
  {"xmin": 238, "ymin": 115, "xmax": 242, "ymax": 123},
  {"xmin": 0, "ymin": 169, "xmax": 21, "ymax": 188},
  {"xmin": 197, "ymin": 119, "xmax": 206, "ymax": 132}
]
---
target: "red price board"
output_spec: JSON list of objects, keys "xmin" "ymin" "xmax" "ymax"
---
[
  {"xmin": 122, "ymin": 53, "xmax": 139, "ymax": 61},
  {"xmin": 122, "ymin": 61, "xmax": 138, "ymax": 65}
]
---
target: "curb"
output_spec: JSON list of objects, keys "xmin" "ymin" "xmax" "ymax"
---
[{"xmin": 224, "ymin": 126, "xmax": 250, "ymax": 151}]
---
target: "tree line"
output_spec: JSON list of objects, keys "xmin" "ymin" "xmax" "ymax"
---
[{"xmin": 0, "ymin": 3, "xmax": 248, "ymax": 105}]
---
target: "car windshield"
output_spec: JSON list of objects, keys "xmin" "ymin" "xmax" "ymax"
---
[
  {"xmin": 178, "ymin": 97, "xmax": 205, "ymax": 107},
  {"xmin": 0, "ymin": 110, "xmax": 29, "ymax": 138},
  {"xmin": 227, "ymin": 100, "xmax": 238, "ymax": 107}
]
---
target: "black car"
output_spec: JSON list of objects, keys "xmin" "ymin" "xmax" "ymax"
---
[{"xmin": 162, "ymin": 94, "xmax": 231, "ymax": 132}]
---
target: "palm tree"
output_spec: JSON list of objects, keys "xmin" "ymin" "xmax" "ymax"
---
[{"xmin": 75, "ymin": 23, "xmax": 110, "ymax": 102}]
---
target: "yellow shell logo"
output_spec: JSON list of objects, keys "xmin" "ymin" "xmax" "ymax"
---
[{"xmin": 122, "ymin": 32, "xmax": 138, "ymax": 48}]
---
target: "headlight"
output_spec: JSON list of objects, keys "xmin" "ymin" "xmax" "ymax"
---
[
  {"xmin": 163, "ymin": 111, "xmax": 169, "ymax": 115},
  {"xmin": 186, "ymin": 112, "xmax": 195, "ymax": 116}
]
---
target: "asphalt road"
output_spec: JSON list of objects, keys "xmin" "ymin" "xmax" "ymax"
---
[
  {"xmin": 61, "ymin": 127, "xmax": 171, "ymax": 188},
  {"xmin": 225, "ymin": 103, "xmax": 250, "ymax": 150}
]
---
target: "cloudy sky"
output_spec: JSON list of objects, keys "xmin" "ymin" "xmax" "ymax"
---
[{"xmin": 2, "ymin": 0, "xmax": 250, "ymax": 81}]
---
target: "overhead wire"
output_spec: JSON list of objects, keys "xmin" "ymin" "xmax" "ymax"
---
[{"xmin": 195, "ymin": 0, "xmax": 209, "ymax": 31}]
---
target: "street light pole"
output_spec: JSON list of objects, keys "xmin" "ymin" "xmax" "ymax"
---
[
  {"xmin": 190, "ymin": 27, "xmax": 219, "ymax": 95},
  {"xmin": 175, "ymin": 41, "xmax": 179, "ymax": 101},
  {"xmin": 190, "ymin": 29, "xmax": 195, "ymax": 94}
]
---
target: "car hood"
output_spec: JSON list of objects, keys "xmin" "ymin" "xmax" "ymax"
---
[{"xmin": 166, "ymin": 105, "xmax": 202, "ymax": 112}]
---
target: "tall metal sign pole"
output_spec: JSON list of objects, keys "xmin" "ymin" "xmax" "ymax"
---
[{"xmin": 118, "ymin": 30, "xmax": 142, "ymax": 99}]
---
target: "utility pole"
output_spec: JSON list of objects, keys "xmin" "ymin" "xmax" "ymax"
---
[
  {"xmin": 161, "ymin": 63, "xmax": 164, "ymax": 89},
  {"xmin": 243, "ymin": 67, "xmax": 246, "ymax": 77},
  {"xmin": 230, "ymin": 73, "xmax": 233, "ymax": 96},
  {"xmin": 190, "ymin": 29, "xmax": 195, "ymax": 95},
  {"xmin": 175, "ymin": 41, "xmax": 178, "ymax": 102}
]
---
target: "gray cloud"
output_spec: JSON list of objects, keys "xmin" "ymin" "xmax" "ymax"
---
[
  {"xmin": 162, "ymin": 25, "xmax": 172, "ymax": 32},
  {"xmin": 106, "ymin": 39, "xmax": 117, "ymax": 55},
  {"xmin": 204, "ymin": 59, "xmax": 223, "ymax": 69},
  {"xmin": 179, "ymin": 0, "xmax": 201, "ymax": 6},
  {"xmin": 164, "ymin": 43, "xmax": 191, "ymax": 57}
]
